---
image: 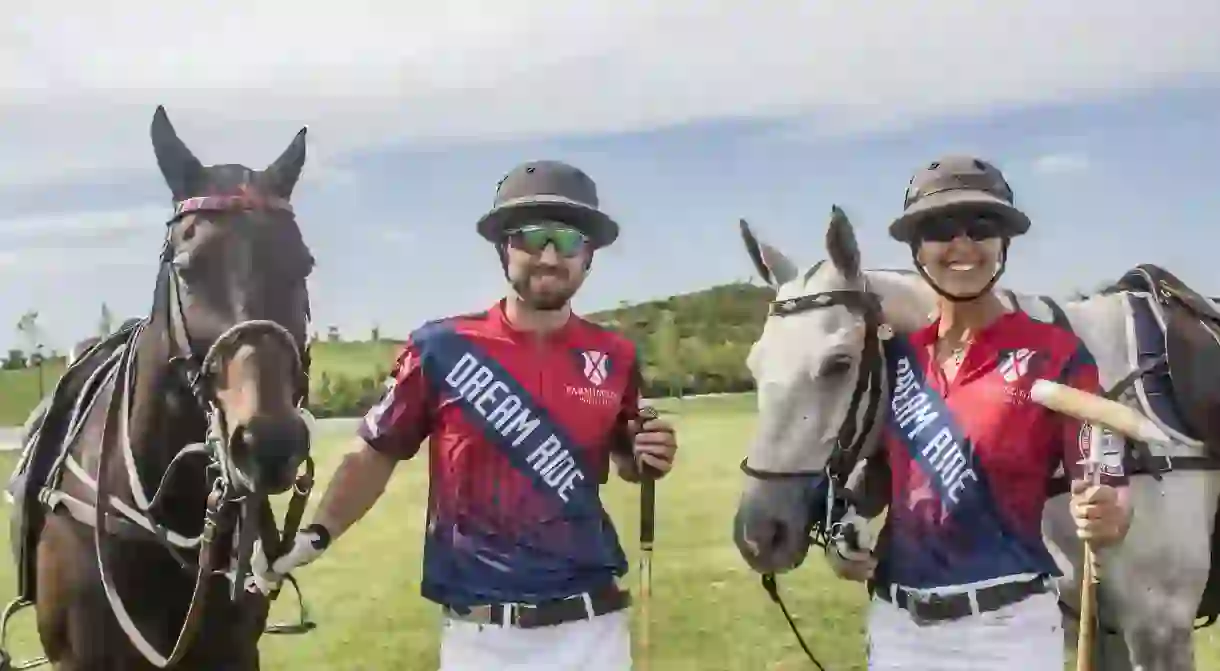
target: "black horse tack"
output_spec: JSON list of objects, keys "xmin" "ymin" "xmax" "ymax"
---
[{"xmin": 1, "ymin": 106, "xmax": 320, "ymax": 670}]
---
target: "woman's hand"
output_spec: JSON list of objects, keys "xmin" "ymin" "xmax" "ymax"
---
[{"xmin": 1070, "ymin": 480, "xmax": 1131, "ymax": 548}]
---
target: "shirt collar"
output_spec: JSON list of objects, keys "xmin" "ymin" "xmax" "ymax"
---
[
  {"xmin": 489, "ymin": 298, "xmax": 578, "ymax": 342},
  {"xmin": 909, "ymin": 309, "xmax": 1025, "ymax": 349}
]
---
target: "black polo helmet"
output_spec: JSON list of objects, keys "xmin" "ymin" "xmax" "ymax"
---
[
  {"xmin": 476, "ymin": 160, "xmax": 620, "ymax": 249},
  {"xmin": 889, "ymin": 155, "xmax": 1030, "ymax": 244}
]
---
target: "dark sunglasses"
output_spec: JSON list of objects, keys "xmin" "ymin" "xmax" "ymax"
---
[
  {"xmin": 504, "ymin": 222, "xmax": 590, "ymax": 257},
  {"xmin": 915, "ymin": 216, "xmax": 1004, "ymax": 243}
]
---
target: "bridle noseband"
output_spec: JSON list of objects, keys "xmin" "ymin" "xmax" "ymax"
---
[{"xmin": 740, "ymin": 276, "xmax": 891, "ymax": 671}]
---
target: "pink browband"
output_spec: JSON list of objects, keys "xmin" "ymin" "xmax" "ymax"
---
[{"xmin": 171, "ymin": 192, "xmax": 294, "ymax": 221}]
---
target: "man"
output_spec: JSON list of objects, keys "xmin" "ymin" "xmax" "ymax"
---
[
  {"xmin": 827, "ymin": 155, "xmax": 1132, "ymax": 670},
  {"xmin": 249, "ymin": 160, "xmax": 680, "ymax": 670}
]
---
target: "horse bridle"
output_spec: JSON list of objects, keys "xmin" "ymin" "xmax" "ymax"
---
[
  {"xmin": 739, "ymin": 277, "xmax": 891, "ymax": 670},
  {"xmin": 68, "ymin": 190, "xmax": 317, "ymax": 668}
]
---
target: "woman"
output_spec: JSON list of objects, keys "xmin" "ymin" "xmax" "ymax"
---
[{"xmin": 831, "ymin": 155, "xmax": 1133, "ymax": 670}]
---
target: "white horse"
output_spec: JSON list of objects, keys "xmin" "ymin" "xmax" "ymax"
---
[{"xmin": 730, "ymin": 208, "xmax": 1220, "ymax": 671}]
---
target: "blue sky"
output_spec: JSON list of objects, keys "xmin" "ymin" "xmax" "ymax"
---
[{"xmin": 2, "ymin": 2, "xmax": 1219, "ymax": 354}]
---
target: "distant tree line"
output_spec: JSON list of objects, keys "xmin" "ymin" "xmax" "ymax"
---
[
  {"xmin": 306, "ymin": 282, "xmax": 773, "ymax": 416},
  {"xmin": 308, "ymin": 371, "xmax": 393, "ymax": 418},
  {"xmin": 4, "ymin": 285, "xmax": 774, "ymax": 417}
]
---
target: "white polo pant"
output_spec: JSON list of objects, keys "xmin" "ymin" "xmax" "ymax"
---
[
  {"xmin": 866, "ymin": 588, "xmax": 1063, "ymax": 670},
  {"xmin": 438, "ymin": 609, "xmax": 632, "ymax": 671}
]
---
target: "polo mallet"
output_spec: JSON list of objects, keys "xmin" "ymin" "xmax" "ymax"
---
[
  {"xmin": 636, "ymin": 405, "xmax": 660, "ymax": 671},
  {"xmin": 1028, "ymin": 379, "xmax": 1172, "ymax": 671}
]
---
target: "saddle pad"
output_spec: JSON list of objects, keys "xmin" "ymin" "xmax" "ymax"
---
[
  {"xmin": 6, "ymin": 324, "xmax": 134, "ymax": 601},
  {"xmin": 1124, "ymin": 293, "xmax": 1199, "ymax": 445}
]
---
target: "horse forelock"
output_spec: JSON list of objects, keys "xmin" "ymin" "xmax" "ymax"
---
[{"xmin": 197, "ymin": 164, "xmax": 258, "ymax": 197}]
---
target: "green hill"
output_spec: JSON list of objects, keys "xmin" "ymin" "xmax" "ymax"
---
[
  {"xmin": 0, "ymin": 282, "xmax": 773, "ymax": 424},
  {"xmin": 585, "ymin": 282, "xmax": 772, "ymax": 397}
]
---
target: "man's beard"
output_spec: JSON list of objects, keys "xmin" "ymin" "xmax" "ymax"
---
[{"xmin": 511, "ymin": 271, "xmax": 577, "ymax": 311}]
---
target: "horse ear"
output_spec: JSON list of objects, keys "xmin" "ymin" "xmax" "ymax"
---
[
  {"xmin": 826, "ymin": 205, "xmax": 861, "ymax": 281},
  {"xmin": 263, "ymin": 127, "xmax": 308, "ymax": 199},
  {"xmin": 740, "ymin": 218, "xmax": 798, "ymax": 287},
  {"xmin": 150, "ymin": 105, "xmax": 203, "ymax": 201}
]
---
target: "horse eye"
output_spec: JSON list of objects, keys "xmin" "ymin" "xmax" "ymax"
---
[{"xmin": 819, "ymin": 356, "xmax": 853, "ymax": 377}]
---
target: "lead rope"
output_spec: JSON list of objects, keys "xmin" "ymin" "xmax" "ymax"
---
[{"xmin": 761, "ymin": 574, "xmax": 829, "ymax": 671}]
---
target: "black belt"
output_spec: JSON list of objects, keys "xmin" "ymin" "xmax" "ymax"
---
[
  {"xmin": 442, "ymin": 585, "xmax": 631, "ymax": 629},
  {"xmin": 871, "ymin": 576, "xmax": 1050, "ymax": 624}
]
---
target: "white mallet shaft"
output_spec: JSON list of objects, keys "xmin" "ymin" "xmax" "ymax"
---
[{"xmin": 1028, "ymin": 379, "xmax": 1172, "ymax": 446}]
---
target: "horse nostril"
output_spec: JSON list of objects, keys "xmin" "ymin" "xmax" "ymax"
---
[
  {"xmin": 768, "ymin": 521, "xmax": 789, "ymax": 552},
  {"xmin": 744, "ymin": 519, "xmax": 787, "ymax": 556},
  {"xmin": 229, "ymin": 424, "xmax": 247, "ymax": 452},
  {"xmin": 243, "ymin": 416, "xmax": 307, "ymax": 453}
]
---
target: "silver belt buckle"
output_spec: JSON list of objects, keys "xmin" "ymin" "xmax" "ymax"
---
[
  {"xmin": 901, "ymin": 588, "xmax": 935, "ymax": 626},
  {"xmin": 448, "ymin": 604, "xmax": 496, "ymax": 625}
]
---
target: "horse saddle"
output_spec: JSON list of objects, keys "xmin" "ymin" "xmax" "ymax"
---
[
  {"xmin": 1115, "ymin": 264, "xmax": 1220, "ymax": 452},
  {"xmin": 6, "ymin": 322, "xmax": 139, "ymax": 602}
]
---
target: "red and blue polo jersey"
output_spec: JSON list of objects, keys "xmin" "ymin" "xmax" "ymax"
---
[
  {"xmin": 358, "ymin": 300, "xmax": 641, "ymax": 607},
  {"xmin": 874, "ymin": 310, "xmax": 1127, "ymax": 590}
]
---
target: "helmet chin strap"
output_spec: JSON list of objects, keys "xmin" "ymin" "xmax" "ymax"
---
[{"xmin": 911, "ymin": 239, "xmax": 1010, "ymax": 303}]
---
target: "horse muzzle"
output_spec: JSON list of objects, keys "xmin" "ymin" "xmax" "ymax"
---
[
  {"xmin": 231, "ymin": 412, "xmax": 311, "ymax": 495},
  {"xmin": 732, "ymin": 482, "xmax": 815, "ymax": 574}
]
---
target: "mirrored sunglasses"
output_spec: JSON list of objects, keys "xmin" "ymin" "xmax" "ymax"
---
[{"xmin": 504, "ymin": 222, "xmax": 590, "ymax": 257}]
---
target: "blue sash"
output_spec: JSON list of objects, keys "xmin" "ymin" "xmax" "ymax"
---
[
  {"xmin": 882, "ymin": 335, "xmax": 1049, "ymax": 586},
  {"xmin": 415, "ymin": 321, "xmax": 601, "ymax": 518},
  {"xmin": 885, "ymin": 335, "xmax": 995, "ymax": 516}
]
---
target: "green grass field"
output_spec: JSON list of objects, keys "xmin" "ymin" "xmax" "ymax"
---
[
  {"xmin": 307, "ymin": 340, "xmax": 403, "ymax": 380},
  {"xmin": 0, "ymin": 394, "xmax": 1216, "ymax": 669},
  {"xmin": 0, "ymin": 361, "xmax": 65, "ymax": 427},
  {"xmin": 0, "ymin": 340, "xmax": 400, "ymax": 427}
]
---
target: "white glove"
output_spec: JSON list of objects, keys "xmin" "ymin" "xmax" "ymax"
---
[
  {"xmin": 826, "ymin": 510, "xmax": 878, "ymax": 583},
  {"xmin": 246, "ymin": 524, "xmax": 331, "ymax": 595}
]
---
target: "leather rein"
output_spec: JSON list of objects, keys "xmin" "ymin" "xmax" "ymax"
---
[
  {"xmin": 45, "ymin": 192, "xmax": 318, "ymax": 668},
  {"xmin": 739, "ymin": 277, "xmax": 891, "ymax": 671}
]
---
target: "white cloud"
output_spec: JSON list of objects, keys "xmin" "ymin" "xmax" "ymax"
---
[
  {"xmin": 2, "ymin": 1, "xmax": 1218, "ymax": 187},
  {"xmin": 0, "ymin": 205, "xmax": 165, "ymax": 274},
  {"xmin": 1032, "ymin": 152, "xmax": 1092, "ymax": 175},
  {"xmin": 1, "ymin": 204, "xmax": 165, "ymax": 238}
]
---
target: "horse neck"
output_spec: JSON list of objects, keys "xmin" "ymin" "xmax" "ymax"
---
[
  {"xmin": 863, "ymin": 271, "xmax": 1128, "ymax": 334},
  {"xmin": 124, "ymin": 304, "xmax": 212, "ymax": 520},
  {"xmin": 862, "ymin": 269, "xmax": 938, "ymax": 332},
  {"xmin": 865, "ymin": 274, "xmax": 1137, "ymax": 391}
]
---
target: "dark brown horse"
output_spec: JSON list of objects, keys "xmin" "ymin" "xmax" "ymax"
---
[{"xmin": 3, "ymin": 106, "xmax": 318, "ymax": 670}]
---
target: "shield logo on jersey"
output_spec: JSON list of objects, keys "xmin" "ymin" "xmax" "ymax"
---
[
  {"xmin": 580, "ymin": 350, "xmax": 610, "ymax": 386},
  {"xmin": 998, "ymin": 348, "xmax": 1034, "ymax": 383}
]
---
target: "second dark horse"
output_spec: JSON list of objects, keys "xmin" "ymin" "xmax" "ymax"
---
[{"xmin": 3, "ymin": 106, "xmax": 318, "ymax": 670}]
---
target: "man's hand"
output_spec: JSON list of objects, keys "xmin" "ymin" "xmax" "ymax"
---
[
  {"xmin": 629, "ymin": 412, "xmax": 678, "ymax": 477},
  {"xmin": 246, "ymin": 524, "xmax": 331, "ymax": 595},
  {"xmin": 828, "ymin": 541, "xmax": 877, "ymax": 583},
  {"xmin": 1070, "ymin": 480, "xmax": 1131, "ymax": 549}
]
